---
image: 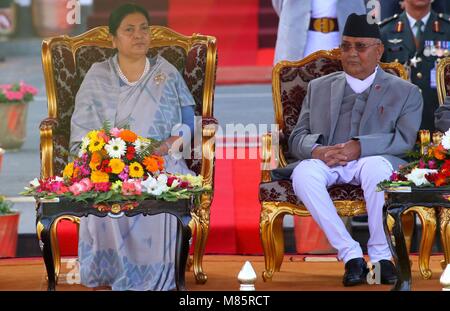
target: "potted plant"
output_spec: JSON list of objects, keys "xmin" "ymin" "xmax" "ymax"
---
[
  {"xmin": 0, "ymin": 195, "xmax": 20, "ymax": 258},
  {"xmin": 0, "ymin": 82, "xmax": 38, "ymax": 150}
]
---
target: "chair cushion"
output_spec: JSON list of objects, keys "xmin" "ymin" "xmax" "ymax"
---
[
  {"xmin": 279, "ymin": 58, "xmax": 342, "ymax": 140},
  {"xmin": 259, "ymin": 180, "xmax": 364, "ymax": 205}
]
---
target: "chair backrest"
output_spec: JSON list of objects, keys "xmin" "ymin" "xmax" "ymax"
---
[
  {"xmin": 41, "ymin": 25, "xmax": 217, "ymax": 176},
  {"xmin": 271, "ymin": 48, "xmax": 407, "ymax": 165},
  {"xmin": 437, "ymin": 56, "xmax": 450, "ymax": 105}
]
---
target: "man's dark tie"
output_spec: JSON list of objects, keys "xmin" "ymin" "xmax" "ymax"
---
[{"xmin": 414, "ymin": 20, "xmax": 424, "ymax": 49}]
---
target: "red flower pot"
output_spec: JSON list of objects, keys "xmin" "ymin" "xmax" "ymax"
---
[{"xmin": 0, "ymin": 212, "xmax": 20, "ymax": 258}]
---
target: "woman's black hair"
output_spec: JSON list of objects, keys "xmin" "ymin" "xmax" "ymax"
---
[{"xmin": 108, "ymin": 3, "xmax": 150, "ymax": 36}]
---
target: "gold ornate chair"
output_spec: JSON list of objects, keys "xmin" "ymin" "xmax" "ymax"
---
[
  {"xmin": 40, "ymin": 26, "xmax": 217, "ymax": 284},
  {"xmin": 259, "ymin": 48, "xmax": 437, "ymax": 281},
  {"xmin": 435, "ymin": 56, "xmax": 450, "ymax": 268}
]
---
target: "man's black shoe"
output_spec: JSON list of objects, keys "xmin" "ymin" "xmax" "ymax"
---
[
  {"xmin": 343, "ymin": 257, "xmax": 369, "ymax": 287},
  {"xmin": 376, "ymin": 260, "xmax": 398, "ymax": 285}
]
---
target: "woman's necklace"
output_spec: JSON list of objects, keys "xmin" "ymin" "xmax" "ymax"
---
[{"xmin": 116, "ymin": 57, "xmax": 150, "ymax": 86}]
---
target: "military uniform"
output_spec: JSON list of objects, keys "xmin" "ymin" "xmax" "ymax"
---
[{"xmin": 380, "ymin": 11, "xmax": 450, "ymax": 131}]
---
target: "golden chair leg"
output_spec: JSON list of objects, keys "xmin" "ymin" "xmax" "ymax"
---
[
  {"xmin": 260, "ymin": 204, "xmax": 281, "ymax": 282},
  {"xmin": 438, "ymin": 207, "xmax": 450, "ymax": 269},
  {"xmin": 404, "ymin": 207, "xmax": 437, "ymax": 279},
  {"xmin": 190, "ymin": 193, "xmax": 211, "ymax": 284},
  {"xmin": 272, "ymin": 214, "xmax": 285, "ymax": 272},
  {"xmin": 49, "ymin": 216, "xmax": 80, "ymax": 284},
  {"xmin": 401, "ymin": 212, "xmax": 415, "ymax": 253}
]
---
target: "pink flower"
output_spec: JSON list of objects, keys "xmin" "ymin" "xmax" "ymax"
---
[
  {"xmin": 69, "ymin": 183, "xmax": 85, "ymax": 196},
  {"xmin": 94, "ymin": 182, "xmax": 111, "ymax": 192},
  {"xmin": 19, "ymin": 82, "xmax": 38, "ymax": 96},
  {"xmin": 418, "ymin": 158, "xmax": 426, "ymax": 169},
  {"xmin": 68, "ymin": 178, "xmax": 93, "ymax": 195},
  {"xmin": 79, "ymin": 178, "xmax": 93, "ymax": 191},
  {"xmin": 122, "ymin": 179, "xmax": 142, "ymax": 196},
  {"xmin": 5, "ymin": 91, "xmax": 23, "ymax": 101},
  {"xmin": 428, "ymin": 160, "xmax": 437, "ymax": 169},
  {"xmin": 110, "ymin": 128, "xmax": 123, "ymax": 138},
  {"xmin": 118, "ymin": 165, "xmax": 129, "ymax": 181}
]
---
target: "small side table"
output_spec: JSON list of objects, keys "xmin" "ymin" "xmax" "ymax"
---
[
  {"xmin": 36, "ymin": 197, "xmax": 192, "ymax": 291},
  {"xmin": 384, "ymin": 188, "xmax": 450, "ymax": 291}
]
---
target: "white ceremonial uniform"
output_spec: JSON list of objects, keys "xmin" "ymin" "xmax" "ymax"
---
[
  {"xmin": 272, "ymin": 0, "xmax": 366, "ymax": 64},
  {"xmin": 291, "ymin": 72, "xmax": 394, "ymax": 264},
  {"xmin": 303, "ymin": 0, "xmax": 340, "ymax": 57}
]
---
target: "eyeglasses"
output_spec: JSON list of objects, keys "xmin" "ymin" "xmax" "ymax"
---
[{"xmin": 339, "ymin": 42, "xmax": 380, "ymax": 52}]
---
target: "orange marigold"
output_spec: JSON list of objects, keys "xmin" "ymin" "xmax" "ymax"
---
[
  {"xmin": 89, "ymin": 151, "xmax": 103, "ymax": 170},
  {"xmin": 119, "ymin": 129, "xmax": 138, "ymax": 143},
  {"xmin": 434, "ymin": 144, "xmax": 447, "ymax": 160},
  {"xmin": 153, "ymin": 155, "xmax": 165, "ymax": 170},
  {"xmin": 143, "ymin": 156, "xmax": 159, "ymax": 173},
  {"xmin": 91, "ymin": 170, "xmax": 109, "ymax": 183}
]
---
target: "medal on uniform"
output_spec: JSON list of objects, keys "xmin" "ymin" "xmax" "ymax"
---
[
  {"xmin": 423, "ymin": 41, "xmax": 431, "ymax": 57},
  {"xmin": 430, "ymin": 41, "xmax": 437, "ymax": 56},
  {"xmin": 444, "ymin": 41, "xmax": 450, "ymax": 57},
  {"xmin": 436, "ymin": 41, "xmax": 444, "ymax": 57},
  {"xmin": 410, "ymin": 54, "xmax": 422, "ymax": 68},
  {"xmin": 395, "ymin": 21, "xmax": 404, "ymax": 33},
  {"xmin": 430, "ymin": 60, "xmax": 437, "ymax": 89}
]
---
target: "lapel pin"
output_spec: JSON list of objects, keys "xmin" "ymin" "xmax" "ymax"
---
[
  {"xmin": 395, "ymin": 21, "xmax": 404, "ymax": 33},
  {"xmin": 375, "ymin": 84, "xmax": 381, "ymax": 90},
  {"xmin": 380, "ymin": 106, "xmax": 384, "ymax": 114}
]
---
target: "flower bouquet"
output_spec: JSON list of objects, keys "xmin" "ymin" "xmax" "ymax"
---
[
  {"xmin": 377, "ymin": 130, "xmax": 450, "ymax": 191},
  {"xmin": 21, "ymin": 124, "xmax": 210, "ymax": 204}
]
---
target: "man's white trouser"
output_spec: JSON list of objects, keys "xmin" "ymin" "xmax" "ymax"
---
[{"xmin": 291, "ymin": 156, "xmax": 393, "ymax": 263}]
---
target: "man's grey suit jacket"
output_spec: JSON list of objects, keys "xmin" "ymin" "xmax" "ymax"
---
[{"xmin": 272, "ymin": 68, "xmax": 423, "ymax": 180}]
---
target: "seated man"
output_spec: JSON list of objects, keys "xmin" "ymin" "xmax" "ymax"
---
[
  {"xmin": 288, "ymin": 14, "xmax": 423, "ymax": 286},
  {"xmin": 435, "ymin": 96, "xmax": 450, "ymax": 132}
]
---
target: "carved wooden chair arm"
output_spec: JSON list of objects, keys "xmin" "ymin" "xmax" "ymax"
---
[
  {"xmin": 39, "ymin": 117, "xmax": 60, "ymax": 178},
  {"xmin": 200, "ymin": 117, "xmax": 218, "ymax": 188}
]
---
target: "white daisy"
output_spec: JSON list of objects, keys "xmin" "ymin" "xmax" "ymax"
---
[
  {"xmin": 441, "ymin": 129, "xmax": 450, "ymax": 150},
  {"xmin": 80, "ymin": 136, "xmax": 90, "ymax": 152},
  {"xmin": 105, "ymin": 137, "xmax": 127, "ymax": 158},
  {"xmin": 78, "ymin": 136, "xmax": 90, "ymax": 157},
  {"xmin": 134, "ymin": 138, "xmax": 149, "ymax": 154}
]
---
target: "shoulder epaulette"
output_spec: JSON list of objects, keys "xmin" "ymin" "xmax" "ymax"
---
[
  {"xmin": 438, "ymin": 13, "xmax": 450, "ymax": 23},
  {"xmin": 378, "ymin": 14, "xmax": 398, "ymax": 27}
]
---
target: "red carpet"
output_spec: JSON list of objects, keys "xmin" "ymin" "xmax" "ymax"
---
[{"xmin": 56, "ymin": 144, "xmax": 264, "ymax": 256}]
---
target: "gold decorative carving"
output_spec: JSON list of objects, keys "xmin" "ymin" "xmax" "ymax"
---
[
  {"xmin": 49, "ymin": 216, "xmax": 80, "ymax": 282},
  {"xmin": 438, "ymin": 208, "xmax": 450, "ymax": 268},
  {"xmin": 437, "ymin": 56, "xmax": 450, "ymax": 106},
  {"xmin": 404, "ymin": 206, "xmax": 437, "ymax": 279}
]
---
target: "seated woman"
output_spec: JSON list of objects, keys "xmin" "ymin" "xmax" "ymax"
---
[{"xmin": 69, "ymin": 3, "xmax": 196, "ymax": 291}]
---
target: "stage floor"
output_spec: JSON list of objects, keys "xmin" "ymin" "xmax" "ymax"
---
[{"xmin": 0, "ymin": 255, "xmax": 445, "ymax": 291}]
